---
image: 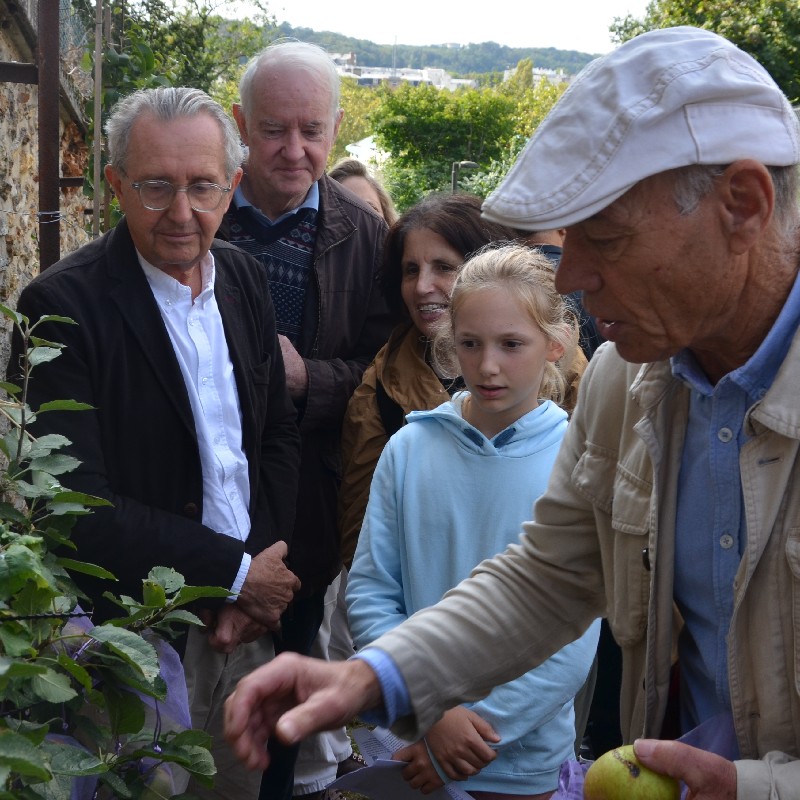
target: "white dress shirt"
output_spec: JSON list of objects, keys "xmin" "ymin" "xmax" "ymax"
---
[{"xmin": 140, "ymin": 252, "xmax": 251, "ymax": 598}]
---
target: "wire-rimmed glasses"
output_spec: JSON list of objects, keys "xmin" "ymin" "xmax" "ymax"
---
[{"xmin": 130, "ymin": 179, "xmax": 231, "ymax": 212}]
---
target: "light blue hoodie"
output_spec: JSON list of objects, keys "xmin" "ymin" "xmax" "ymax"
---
[{"xmin": 347, "ymin": 393, "xmax": 600, "ymax": 794}]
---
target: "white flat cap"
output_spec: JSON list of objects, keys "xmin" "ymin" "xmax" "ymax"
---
[{"xmin": 482, "ymin": 26, "xmax": 800, "ymax": 230}]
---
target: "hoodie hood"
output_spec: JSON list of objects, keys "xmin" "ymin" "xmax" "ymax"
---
[{"xmin": 405, "ymin": 391, "xmax": 568, "ymax": 456}]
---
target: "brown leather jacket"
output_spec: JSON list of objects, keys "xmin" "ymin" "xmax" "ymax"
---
[{"xmin": 221, "ymin": 173, "xmax": 393, "ymax": 596}]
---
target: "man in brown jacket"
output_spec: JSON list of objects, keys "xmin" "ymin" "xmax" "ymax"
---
[{"xmin": 218, "ymin": 39, "xmax": 393, "ymax": 800}]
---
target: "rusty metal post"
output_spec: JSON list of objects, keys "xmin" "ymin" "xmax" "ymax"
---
[
  {"xmin": 38, "ymin": 0, "xmax": 61, "ymax": 270},
  {"xmin": 92, "ymin": 0, "xmax": 103, "ymax": 237}
]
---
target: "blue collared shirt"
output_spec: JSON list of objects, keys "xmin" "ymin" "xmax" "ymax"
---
[{"xmin": 672, "ymin": 269, "xmax": 800, "ymax": 732}]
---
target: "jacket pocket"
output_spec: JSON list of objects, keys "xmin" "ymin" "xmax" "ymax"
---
[{"xmin": 572, "ymin": 443, "xmax": 652, "ymax": 646}]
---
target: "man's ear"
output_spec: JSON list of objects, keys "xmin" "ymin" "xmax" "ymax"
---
[
  {"xmin": 332, "ymin": 107, "xmax": 344, "ymax": 142},
  {"xmin": 719, "ymin": 160, "xmax": 775, "ymax": 255},
  {"xmin": 232, "ymin": 103, "xmax": 249, "ymax": 144},
  {"xmin": 104, "ymin": 163, "xmax": 126, "ymax": 211}
]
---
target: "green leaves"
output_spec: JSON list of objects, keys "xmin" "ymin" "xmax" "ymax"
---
[
  {"xmin": 0, "ymin": 311, "xmax": 219, "ymax": 797},
  {"xmin": 89, "ymin": 626, "xmax": 160, "ymax": 684},
  {"xmin": 0, "ymin": 731, "xmax": 51, "ymax": 781}
]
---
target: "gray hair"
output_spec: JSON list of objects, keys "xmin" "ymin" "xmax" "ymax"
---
[
  {"xmin": 105, "ymin": 87, "xmax": 244, "ymax": 180},
  {"xmin": 672, "ymin": 163, "xmax": 800, "ymax": 242},
  {"xmin": 238, "ymin": 40, "xmax": 341, "ymax": 124}
]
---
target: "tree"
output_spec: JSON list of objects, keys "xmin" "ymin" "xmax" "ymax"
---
[
  {"xmin": 371, "ymin": 82, "xmax": 517, "ymax": 208},
  {"xmin": 333, "ymin": 77, "xmax": 383, "ymax": 165},
  {"xmin": 121, "ymin": 0, "xmax": 276, "ymax": 95},
  {"xmin": 610, "ymin": 0, "xmax": 800, "ymax": 102}
]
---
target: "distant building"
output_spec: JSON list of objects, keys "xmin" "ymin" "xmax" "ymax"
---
[
  {"xmin": 344, "ymin": 135, "xmax": 386, "ymax": 165},
  {"xmin": 336, "ymin": 64, "xmax": 477, "ymax": 91},
  {"xmin": 502, "ymin": 65, "xmax": 568, "ymax": 86},
  {"xmin": 329, "ymin": 51, "xmax": 357, "ymax": 67}
]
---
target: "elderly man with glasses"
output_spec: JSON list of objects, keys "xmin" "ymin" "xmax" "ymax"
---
[{"xmin": 9, "ymin": 86, "xmax": 302, "ymax": 800}]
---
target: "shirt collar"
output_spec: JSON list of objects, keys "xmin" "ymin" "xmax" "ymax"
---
[
  {"xmin": 138, "ymin": 250, "xmax": 216, "ymax": 310},
  {"xmin": 234, "ymin": 180, "xmax": 320, "ymax": 225},
  {"xmin": 673, "ymin": 268, "xmax": 800, "ymax": 400}
]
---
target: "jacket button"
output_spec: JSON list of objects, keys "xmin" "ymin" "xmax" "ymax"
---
[
  {"xmin": 642, "ymin": 547, "xmax": 651, "ymax": 572},
  {"xmin": 183, "ymin": 502, "xmax": 199, "ymax": 518}
]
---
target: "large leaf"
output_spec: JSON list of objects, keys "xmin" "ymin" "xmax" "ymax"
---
[
  {"xmin": 0, "ymin": 501, "xmax": 29, "ymax": 524},
  {"xmin": 89, "ymin": 625, "xmax": 159, "ymax": 682},
  {"xmin": 97, "ymin": 769, "xmax": 132, "ymax": 798},
  {"xmin": 158, "ymin": 609, "xmax": 202, "ymax": 627},
  {"xmin": 37, "ymin": 400, "xmax": 94, "ymax": 413},
  {"xmin": 0, "ymin": 658, "xmax": 47, "ymax": 680},
  {"xmin": 0, "ymin": 626, "xmax": 37, "ymax": 657},
  {"xmin": 49, "ymin": 490, "xmax": 112, "ymax": 508},
  {"xmin": 56, "ymin": 653, "xmax": 93, "ymax": 692},
  {"xmin": 29, "ymin": 454, "xmax": 81, "ymax": 476},
  {"xmin": 30, "ymin": 668, "xmax": 78, "ymax": 703},
  {"xmin": 0, "ymin": 380, "xmax": 21, "ymax": 395},
  {"xmin": 133, "ymin": 743, "xmax": 215, "ymax": 781},
  {"xmin": 148, "ymin": 567, "xmax": 185, "ymax": 594},
  {"xmin": 0, "ymin": 543, "xmax": 48, "ymax": 596},
  {"xmin": 31, "ymin": 314, "xmax": 77, "ymax": 327},
  {"xmin": 0, "ymin": 304, "xmax": 25, "ymax": 325},
  {"xmin": 28, "ymin": 434, "xmax": 71, "ymax": 456},
  {"xmin": 0, "ymin": 730, "xmax": 52, "ymax": 780},
  {"xmin": 141, "ymin": 581, "xmax": 167, "ymax": 608},
  {"xmin": 102, "ymin": 684, "xmax": 146, "ymax": 736},
  {"xmin": 41, "ymin": 741, "xmax": 107, "ymax": 776},
  {"xmin": 27, "ymin": 347, "xmax": 63, "ymax": 367},
  {"xmin": 174, "ymin": 585, "xmax": 231, "ymax": 606},
  {"xmin": 56, "ymin": 558, "xmax": 117, "ymax": 580}
]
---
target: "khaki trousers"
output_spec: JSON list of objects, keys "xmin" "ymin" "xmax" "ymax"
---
[{"xmin": 184, "ymin": 625, "xmax": 275, "ymax": 800}]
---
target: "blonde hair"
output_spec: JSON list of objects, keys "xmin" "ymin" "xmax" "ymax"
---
[{"xmin": 433, "ymin": 244, "xmax": 579, "ymax": 405}]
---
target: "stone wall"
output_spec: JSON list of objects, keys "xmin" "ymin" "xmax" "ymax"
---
[{"xmin": 0, "ymin": 4, "xmax": 91, "ymax": 373}]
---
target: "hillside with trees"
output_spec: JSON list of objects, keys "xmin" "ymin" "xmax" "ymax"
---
[{"xmin": 276, "ymin": 23, "xmax": 598, "ymax": 76}]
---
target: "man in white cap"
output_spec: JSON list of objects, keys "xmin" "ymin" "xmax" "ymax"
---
[{"xmin": 223, "ymin": 27, "xmax": 800, "ymax": 799}]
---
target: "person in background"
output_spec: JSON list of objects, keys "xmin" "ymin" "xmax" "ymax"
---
[
  {"xmin": 8, "ymin": 86, "xmax": 301, "ymax": 800},
  {"xmin": 219, "ymin": 39, "xmax": 394, "ymax": 800},
  {"xmin": 224, "ymin": 27, "xmax": 800, "ymax": 800},
  {"xmin": 329, "ymin": 157, "xmax": 398, "ymax": 225},
  {"xmin": 338, "ymin": 193, "xmax": 520, "ymax": 569},
  {"xmin": 347, "ymin": 244, "xmax": 600, "ymax": 800}
]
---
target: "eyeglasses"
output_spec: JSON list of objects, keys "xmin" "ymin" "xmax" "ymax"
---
[{"xmin": 129, "ymin": 179, "xmax": 231, "ymax": 212}]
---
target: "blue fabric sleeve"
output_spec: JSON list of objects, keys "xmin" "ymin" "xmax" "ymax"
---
[{"xmin": 350, "ymin": 649, "xmax": 412, "ymax": 726}]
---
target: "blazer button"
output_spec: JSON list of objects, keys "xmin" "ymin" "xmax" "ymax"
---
[{"xmin": 183, "ymin": 502, "xmax": 199, "ymax": 518}]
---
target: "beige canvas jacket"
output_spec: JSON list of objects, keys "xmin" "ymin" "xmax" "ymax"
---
[{"xmin": 372, "ymin": 340, "xmax": 800, "ymax": 800}]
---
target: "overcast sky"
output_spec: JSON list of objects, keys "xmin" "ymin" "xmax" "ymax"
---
[{"xmin": 247, "ymin": 0, "xmax": 652, "ymax": 55}]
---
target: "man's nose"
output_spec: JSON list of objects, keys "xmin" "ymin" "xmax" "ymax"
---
[
  {"xmin": 165, "ymin": 188, "xmax": 194, "ymax": 221},
  {"xmin": 556, "ymin": 248, "xmax": 600, "ymax": 295},
  {"xmin": 282, "ymin": 130, "xmax": 305, "ymax": 159}
]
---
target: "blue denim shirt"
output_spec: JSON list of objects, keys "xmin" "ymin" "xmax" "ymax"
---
[{"xmin": 672, "ymin": 270, "xmax": 800, "ymax": 732}]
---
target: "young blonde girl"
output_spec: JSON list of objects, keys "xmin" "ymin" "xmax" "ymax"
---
[{"xmin": 346, "ymin": 244, "xmax": 601, "ymax": 800}]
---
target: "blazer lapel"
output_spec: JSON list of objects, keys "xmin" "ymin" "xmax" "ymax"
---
[{"xmin": 105, "ymin": 219, "xmax": 198, "ymax": 439}]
